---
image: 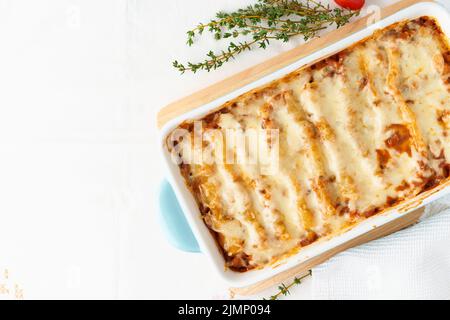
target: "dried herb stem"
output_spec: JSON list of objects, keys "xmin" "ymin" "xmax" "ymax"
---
[
  {"xmin": 173, "ymin": 0, "xmax": 359, "ymax": 73},
  {"xmin": 266, "ymin": 270, "xmax": 312, "ymax": 300}
]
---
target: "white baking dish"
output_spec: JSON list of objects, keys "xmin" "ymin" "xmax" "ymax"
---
[{"xmin": 159, "ymin": 1, "xmax": 450, "ymax": 287}]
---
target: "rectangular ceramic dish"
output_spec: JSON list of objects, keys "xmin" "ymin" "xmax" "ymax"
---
[{"xmin": 159, "ymin": 1, "xmax": 450, "ymax": 287}]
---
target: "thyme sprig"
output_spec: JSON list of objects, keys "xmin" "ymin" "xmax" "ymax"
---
[
  {"xmin": 265, "ymin": 270, "xmax": 312, "ymax": 300},
  {"xmin": 173, "ymin": 0, "xmax": 359, "ymax": 73}
]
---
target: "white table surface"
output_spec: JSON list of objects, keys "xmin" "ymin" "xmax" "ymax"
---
[{"xmin": 0, "ymin": 0, "xmax": 448, "ymax": 299}]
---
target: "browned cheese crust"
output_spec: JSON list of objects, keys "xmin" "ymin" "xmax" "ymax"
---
[{"xmin": 167, "ymin": 17, "xmax": 450, "ymax": 272}]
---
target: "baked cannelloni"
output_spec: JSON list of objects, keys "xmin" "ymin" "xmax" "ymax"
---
[{"xmin": 166, "ymin": 17, "xmax": 450, "ymax": 272}]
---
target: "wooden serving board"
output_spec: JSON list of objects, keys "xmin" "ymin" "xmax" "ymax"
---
[{"xmin": 157, "ymin": 0, "xmax": 433, "ymax": 296}]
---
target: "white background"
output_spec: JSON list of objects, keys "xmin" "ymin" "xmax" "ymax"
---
[{"xmin": 0, "ymin": 0, "xmax": 448, "ymax": 299}]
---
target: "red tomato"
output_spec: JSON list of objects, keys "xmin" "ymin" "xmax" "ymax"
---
[{"xmin": 334, "ymin": 0, "xmax": 365, "ymax": 10}]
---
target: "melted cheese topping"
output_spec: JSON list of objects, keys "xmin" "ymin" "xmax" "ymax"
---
[{"xmin": 166, "ymin": 17, "xmax": 450, "ymax": 272}]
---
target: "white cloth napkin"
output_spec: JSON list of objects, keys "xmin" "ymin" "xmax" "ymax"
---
[{"xmin": 311, "ymin": 196, "xmax": 450, "ymax": 300}]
